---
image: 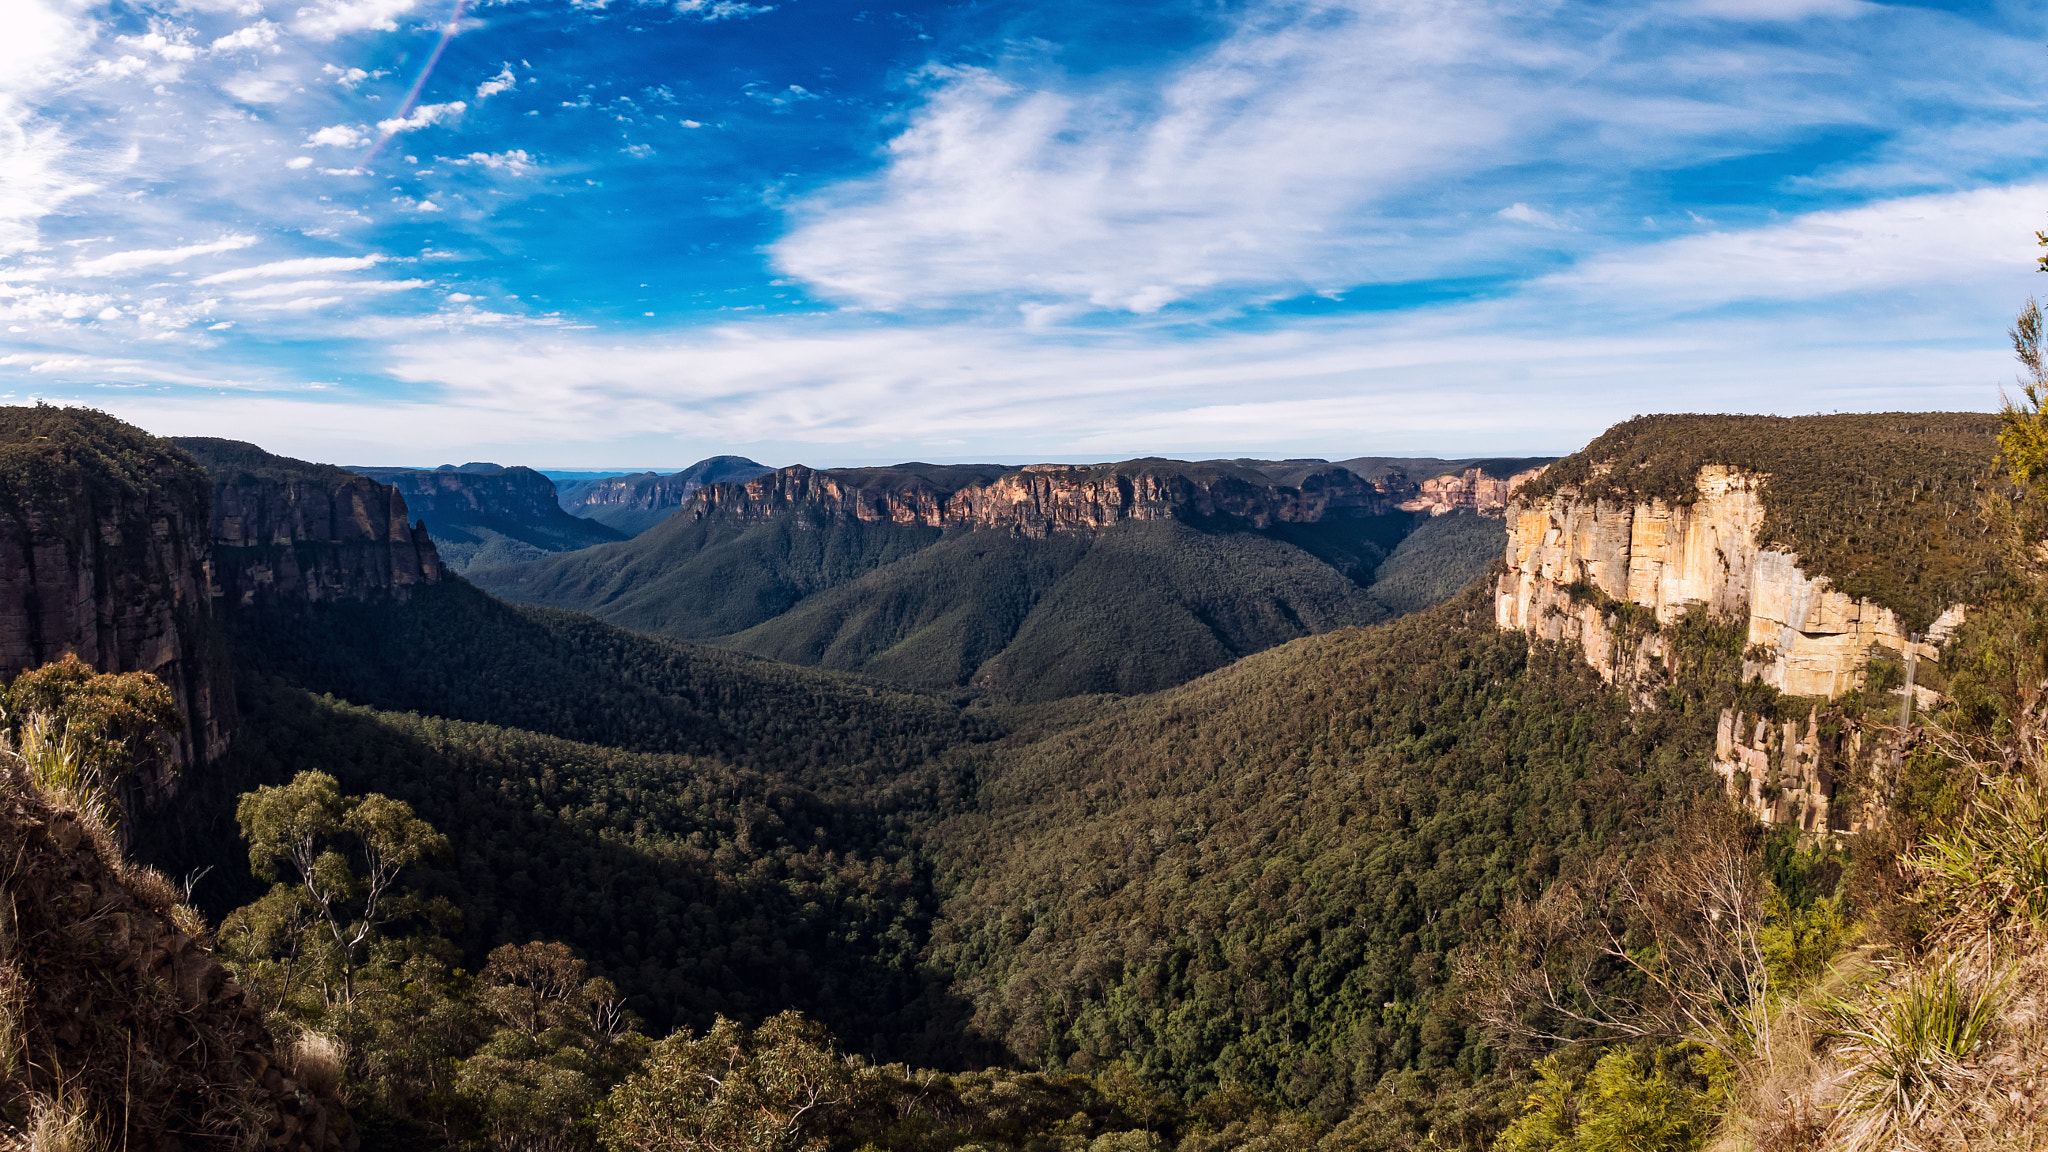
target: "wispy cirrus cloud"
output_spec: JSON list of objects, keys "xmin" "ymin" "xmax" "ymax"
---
[{"xmin": 72, "ymin": 235, "xmax": 258, "ymax": 276}]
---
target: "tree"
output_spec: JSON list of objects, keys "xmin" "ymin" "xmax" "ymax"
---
[
  {"xmin": 233, "ymin": 771, "xmax": 449, "ymax": 1008},
  {"xmin": 598, "ymin": 1011, "xmax": 852, "ymax": 1152},
  {"xmin": 456, "ymin": 941, "xmax": 647, "ymax": 1152},
  {"xmin": 1457, "ymin": 805, "xmax": 1778, "ymax": 1065},
  {"xmin": 1, "ymin": 656, "xmax": 181, "ymax": 828}
]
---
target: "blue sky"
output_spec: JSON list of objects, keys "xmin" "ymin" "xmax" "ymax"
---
[{"xmin": 1, "ymin": 0, "xmax": 2044, "ymax": 468}]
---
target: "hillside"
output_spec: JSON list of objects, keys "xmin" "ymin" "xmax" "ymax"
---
[
  {"xmin": 476, "ymin": 456, "xmax": 1544, "ymax": 700},
  {"xmin": 558, "ymin": 454, "xmax": 774, "ymax": 535},
  {"xmin": 349, "ymin": 463, "xmax": 627, "ymax": 572}
]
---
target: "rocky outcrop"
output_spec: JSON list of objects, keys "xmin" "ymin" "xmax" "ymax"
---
[
  {"xmin": 684, "ymin": 459, "xmax": 1421, "ymax": 537},
  {"xmin": 175, "ymin": 439, "xmax": 444, "ymax": 607},
  {"xmin": 558, "ymin": 456, "xmax": 772, "ymax": 536},
  {"xmin": 0, "ymin": 410, "xmax": 232, "ymax": 769},
  {"xmin": 347, "ymin": 464, "xmax": 625, "ymax": 571},
  {"xmin": 1495, "ymin": 464, "xmax": 1966, "ymax": 699},
  {"xmin": 0, "ymin": 765, "xmax": 353, "ymax": 1149},
  {"xmin": 1399, "ymin": 465, "xmax": 1548, "ymax": 517}
]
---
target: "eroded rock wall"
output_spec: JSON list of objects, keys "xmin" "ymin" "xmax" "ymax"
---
[
  {"xmin": 176, "ymin": 439, "xmax": 444, "ymax": 607},
  {"xmin": 1495, "ymin": 465, "xmax": 1964, "ymax": 698},
  {"xmin": 684, "ymin": 460, "xmax": 1420, "ymax": 536},
  {"xmin": 0, "ymin": 413, "xmax": 232, "ymax": 769}
]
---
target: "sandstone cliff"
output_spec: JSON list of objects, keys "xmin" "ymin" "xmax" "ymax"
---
[
  {"xmin": 681, "ymin": 458, "xmax": 1459, "ymax": 537},
  {"xmin": 558, "ymin": 455, "xmax": 772, "ymax": 536},
  {"xmin": 1495, "ymin": 464, "xmax": 1966, "ymax": 699},
  {"xmin": 351, "ymin": 463, "xmax": 625, "ymax": 571},
  {"xmin": 1398, "ymin": 465, "xmax": 1548, "ymax": 516},
  {"xmin": 0, "ymin": 409, "xmax": 232, "ymax": 769},
  {"xmin": 175, "ymin": 438, "xmax": 445, "ymax": 606}
]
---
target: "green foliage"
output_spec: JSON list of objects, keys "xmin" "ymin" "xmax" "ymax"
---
[
  {"xmin": 187, "ymin": 679, "xmax": 956, "ymax": 1049},
  {"xmin": 229, "ymin": 770, "xmax": 452, "ymax": 1009},
  {"xmin": 0, "ymin": 406, "xmax": 212, "ymax": 533},
  {"xmin": 1364, "ymin": 512, "xmax": 1507, "ymax": 616},
  {"xmin": 599, "ymin": 1011, "xmax": 853, "ymax": 1152},
  {"xmin": 458, "ymin": 941, "xmax": 650, "ymax": 1150},
  {"xmin": 1493, "ymin": 1049, "xmax": 1719, "ymax": 1152},
  {"xmin": 1517, "ymin": 413, "xmax": 2005, "ymax": 631},
  {"xmin": 922, "ymin": 584, "xmax": 1734, "ymax": 1114},
  {"xmin": 1907, "ymin": 775, "xmax": 2048, "ymax": 930},
  {"xmin": 1758, "ymin": 893, "xmax": 1849, "ymax": 992},
  {"xmin": 1998, "ymin": 298, "xmax": 2048, "ymax": 492},
  {"xmin": 217, "ymin": 579, "xmax": 994, "ymax": 794},
  {"xmin": 1, "ymin": 656, "xmax": 182, "ymax": 827}
]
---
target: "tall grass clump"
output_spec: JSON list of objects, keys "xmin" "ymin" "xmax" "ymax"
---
[
  {"xmin": 1823, "ymin": 961, "xmax": 2004, "ymax": 1152},
  {"xmin": 1, "ymin": 716, "xmax": 115, "ymax": 835},
  {"xmin": 1908, "ymin": 775, "xmax": 2048, "ymax": 933}
]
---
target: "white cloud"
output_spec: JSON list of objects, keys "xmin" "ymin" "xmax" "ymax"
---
[
  {"xmin": 304, "ymin": 123, "xmax": 369, "ymax": 147},
  {"xmin": 476, "ymin": 64, "xmax": 516, "ymax": 100},
  {"xmin": 292, "ymin": 0, "xmax": 422, "ymax": 40},
  {"xmin": 323, "ymin": 64, "xmax": 372, "ymax": 88},
  {"xmin": 286, "ymin": 156, "xmax": 313, "ymax": 169},
  {"xmin": 443, "ymin": 149, "xmax": 534, "ymax": 173},
  {"xmin": 375, "ymin": 101, "xmax": 465, "ymax": 135},
  {"xmin": 196, "ymin": 255, "xmax": 385, "ymax": 283},
  {"xmin": 674, "ymin": 0, "xmax": 774, "ymax": 20},
  {"xmin": 210, "ymin": 21, "xmax": 281, "ymax": 52},
  {"xmin": 772, "ymin": 0, "xmax": 2043, "ymax": 318},
  {"xmin": 224, "ymin": 72, "xmax": 293, "ymax": 103},
  {"xmin": 71, "ymin": 235, "xmax": 259, "ymax": 276},
  {"xmin": 1498, "ymin": 203, "xmax": 1567, "ymax": 230},
  {"xmin": 227, "ymin": 277, "xmax": 426, "ymax": 298},
  {"xmin": 1544, "ymin": 183, "xmax": 2047, "ymax": 310},
  {"xmin": 1686, "ymin": 0, "xmax": 1872, "ymax": 19}
]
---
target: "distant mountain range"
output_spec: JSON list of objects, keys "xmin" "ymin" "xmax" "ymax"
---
[{"xmin": 472, "ymin": 455, "xmax": 1554, "ymax": 700}]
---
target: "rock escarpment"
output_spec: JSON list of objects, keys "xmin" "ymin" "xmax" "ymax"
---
[
  {"xmin": 1495, "ymin": 464, "xmax": 1966, "ymax": 699},
  {"xmin": 350, "ymin": 463, "xmax": 625, "ymax": 571},
  {"xmin": 0, "ymin": 765, "xmax": 353, "ymax": 1149},
  {"xmin": 1492, "ymin": 410, "xmax": 2006, "ymax": 835},
  {"xmin": 681, "ymin": 458, "xmax": 1476, "ymax": 536},
  {"xmin": 1399, "ymin": 465, "xmax": 1548, "ymax": 517},
  {"xmin": 0, "ymin": 409, "xmax": 232, "ymax": 769},
  {"xmin": 175, "ymin": 438, "xmax": 444, "ymax": 606},
  {"xmin": 558, "ymin": 455, "xmax": 773, "ymax": 536}
]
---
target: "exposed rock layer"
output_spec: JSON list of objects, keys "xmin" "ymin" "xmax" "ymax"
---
[
  {"xmin": 683, "ymin": 457, "xmax": 1543, "ymax": 537},
  {"xmin": 1495, "ymin": 465, "xmax": 1965, "ymax": 699},
  {"xmin": 0, "ymin": 411, "xmax": 232, "ymax": 768},
  {"xmin": 557, "ymin": 455, "xmax": 772, "ymax": 536},
  {"xmin": 175, "ymin": 438, "xmax": 444, "ymax": 607}
]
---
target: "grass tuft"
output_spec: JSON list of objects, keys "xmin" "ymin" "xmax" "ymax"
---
[{"xmin": 1824, "ymin": 960, "xmax": 2005, "ymax": 1152}]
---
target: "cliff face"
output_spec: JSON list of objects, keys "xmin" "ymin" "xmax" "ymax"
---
[
  {"xmin": 175, "ymin": 439, "xmax": 444, "ymax": 606},
  {"xmin": 558, "ymin": 455, "xmax": 773, "ymax": 536},
  {"xmin": 0, "ymin": 410, "xmax": 232, "ymax": 769},
  {"xmin": 684, "ymin": 459, "xmax": 1420, "ymax": 537},
  {"xmin": 1495, "ymin": 461, "xmax": 1973, "ymax": 835},
  {"xmin": 351, "ymin": 464, "xmax": 625, "ymax": 572},
  {"xmin": 1398, "ymin": 465, "xmax": 1548, "ymax": 516},
  {"xmin": 1494, "ymin": 464, "xmax": 1965, "ymax": 698}
]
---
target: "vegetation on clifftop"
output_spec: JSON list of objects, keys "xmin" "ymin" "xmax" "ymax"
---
[{"xmin": 1516, "ymin": 412, "xmax": 2006, "ymax": 631}]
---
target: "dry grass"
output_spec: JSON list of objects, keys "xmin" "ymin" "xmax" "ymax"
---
[
  {"xmin": 0, "ymin": 1090, "xmax": 106, "ymax": 1152},
  {"xmin": 290, "ymin": 1031, "xmax": 342, "ymax": 1098}
]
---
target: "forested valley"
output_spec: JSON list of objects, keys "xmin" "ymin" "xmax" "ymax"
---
[{"xmin": 0, "ymin": 398, "xmax": 2043, "ymax": 1152}]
